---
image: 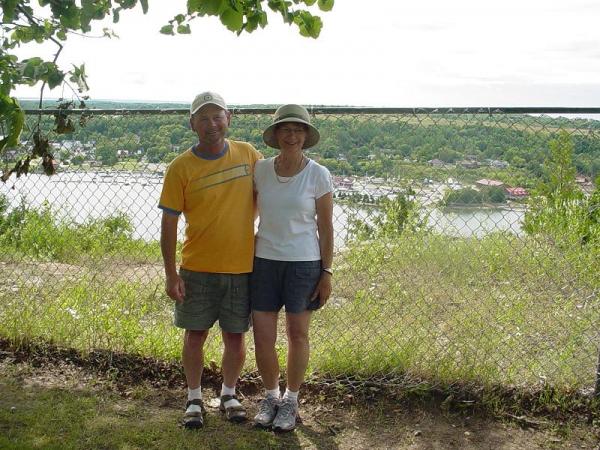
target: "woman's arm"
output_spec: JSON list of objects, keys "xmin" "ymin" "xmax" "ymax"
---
[{"xmin": 313, "ymin": 192, "xmax": 334, "ymax": 306}]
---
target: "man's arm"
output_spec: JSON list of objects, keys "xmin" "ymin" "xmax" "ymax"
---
[{"xmin": 161, "ymin": 211, "xmax": 185, "ymax": 303}]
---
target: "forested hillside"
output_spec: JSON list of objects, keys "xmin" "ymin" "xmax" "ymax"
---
[{"xmin": 15, "ymin": 101, "xmax": 600, "ymax": 182}]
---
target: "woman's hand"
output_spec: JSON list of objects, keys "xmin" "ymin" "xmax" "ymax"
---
[{"xmin": 311, "ymin": 271, "xmax": 332, "ymax": 308}]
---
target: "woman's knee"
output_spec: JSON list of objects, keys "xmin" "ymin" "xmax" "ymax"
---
[{"xmin": 286, "ymin": 323, "xmax": 309, "ymax": 345}]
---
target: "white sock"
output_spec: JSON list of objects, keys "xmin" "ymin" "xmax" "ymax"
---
[
  {"xmin": 283, "ymin": 388, "xmax": 299, "ymax": 403},
  {"xmin": 186, "ymin": 387, "xmax": 203, "ymax": 414},
  {"xmin": 221, "ymin": 383, "xmax": 236, "ymax": 397},
  {"xmin": 187, "ymin": 386, "xmax": 202, "ymax": 401},
  {"xmin": 221, "ymin": 384, "xmax": 242, "ymax": 408},
  {"xmin": 266, "ymin": 387, "xmax": 280, "ymax": 399}
]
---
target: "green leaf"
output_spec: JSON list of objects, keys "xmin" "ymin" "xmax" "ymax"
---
[
  {"xmin": 317, "ymin": 0, "xmax": 334, "ymax": 12},
  {"xmin": 160, "ymin": 24, "xmax": 174, "ymax": 35},
  {"xmin": 294, "ymin": 12, "xmax": 322, "ymax": 38},
  {"xmin": 303, "ymin": 0, "xmax": 317, "ymax": 5},
  {"xmin": 188, "ymin": 0, "xmax": 225, "ymax": 16},
  {"xmin": 176, "ymin": 24, "xmax": 191, "ymax": 34},
  {"xmin": 81, "ymin": 0, "xmax": 109, "ymax": 31},
  {"xmin": 21, "ymin": 57, "xmax": 43, "ymax": 79},
  {"xmin": 220, "ymin": 7, "xmax": 243, "ymax": 31},
  {"xmin": 56, "ymin": 2, "xmax": 81, "ymax": 29},
  {"xmin": 0, "ymin": 94, "xmax": 24, "ymax": 154},
  {"xmin": 140, "ymin": 0, "xmax": 148, "ymax": 14},
  {"xmin": 244, "ymin": 14, "xmax": 259, "ymax": 32},
  {"xmin": 187, "ymin": 0, "xmax": 202, "ymax": 14},
  {"xmin": 46, "ymin": 67, "xmax": 65, "ymax": 89},
  {"xmin": 1, "ymin": 0, "xmax": 19, "ymax": 23},
  {"xmin": 258, "ymin": 10, "xmax": 268, "ymax": 27},
  {"xmin": 174, "ymin": 14, "xmax": 185, "ymax": 24}
]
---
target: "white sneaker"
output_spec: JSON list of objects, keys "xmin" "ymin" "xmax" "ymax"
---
[{"xmin": 272, "ymin": 398, "xmax": 298, "ymax": 432}]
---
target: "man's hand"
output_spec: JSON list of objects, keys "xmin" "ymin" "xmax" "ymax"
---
[{"xmin": 166, "ymin": 273, "xmax": 185, "ymax": 303}]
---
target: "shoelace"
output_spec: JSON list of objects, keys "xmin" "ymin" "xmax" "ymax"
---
[
  {"xmin": 277, "ymin": 400, "xmax": 296, "ymax": 420},
  {"xmin": 259, "ymin": 397, "xmax": 279, "ymax": 414}
]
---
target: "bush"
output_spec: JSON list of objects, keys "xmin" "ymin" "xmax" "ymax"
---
[{"xmin": 0, "ymin": 199, "xmax": 159, "ymax": 262}]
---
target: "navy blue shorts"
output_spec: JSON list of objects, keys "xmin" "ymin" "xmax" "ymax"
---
[{"xmin": 250, "ymin": 257, "xmax": 322, "ymax": 313}]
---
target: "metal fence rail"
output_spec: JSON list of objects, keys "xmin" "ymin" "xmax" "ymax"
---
[{"xmin": 1, "ymin": 107, "xmax": 598, "ymax": 394}]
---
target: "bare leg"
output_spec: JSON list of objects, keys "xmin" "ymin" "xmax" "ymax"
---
[
  {"xmin": 252, "ymin": 311, "xmax": 280, "ymax": 390},
  {"xmin": 221, "ymin": 331, "xmax": 246, "ymax": 388},
  {"xmin": 182, "ymin": 329, "xmax": 209, "ymax": 389},
  {"xmin": 285, "ymin": 311, "xmax": 312, "ymax": 391}
]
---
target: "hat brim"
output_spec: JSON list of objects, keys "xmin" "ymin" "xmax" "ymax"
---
[
  {"xmin": 190, "ymin": 101, "xmax": 227, "ymax": 116},
  {"xmin": 263, "ymin": 118, "xmax": 320, "ymax": 149}
]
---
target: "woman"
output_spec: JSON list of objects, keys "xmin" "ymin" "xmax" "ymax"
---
[{"xmin": 251, "ymin": 104, "xmax": 334, "ymax": 431}]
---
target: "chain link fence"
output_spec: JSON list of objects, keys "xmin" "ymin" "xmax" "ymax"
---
[{"xmin": 1, "ymin": 107, "xmax": 598, "ymax": 395}]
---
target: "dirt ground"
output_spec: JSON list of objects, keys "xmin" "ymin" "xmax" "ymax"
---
[{"xmin": 1, "ymin": 343, "xmax": 599, "ymax": 450}]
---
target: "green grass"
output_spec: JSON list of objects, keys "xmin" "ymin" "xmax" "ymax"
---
[
  {"xmin": 0, "ymin": 376, "xmax": 282, "ymax": 450},
  {"xmin": 0, "ymin": 199, "xmax": 161, "ymax": 264},
  {"xmin": 0, "ymin": 195, "xmax": 598, "ymax": 397},
  {"xmin": 0, "ymin": 230, "xmax": 597, "ymax": 395},
  {"xmin": 311, "ymin": 232, "xmax": 599, "ymax": 390}
]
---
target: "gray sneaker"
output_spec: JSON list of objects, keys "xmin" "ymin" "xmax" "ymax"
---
[
  {"xmin": 272, "ymin": 398, "xmax": 298, "ymax": 432},
  {"xmin": 254, "ymin": 396, "xmax": 280, "ymax": 428}
]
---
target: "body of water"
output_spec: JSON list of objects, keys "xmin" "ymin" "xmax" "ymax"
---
[{"xmin": 1, "ymin": 172, "xmax": 525, "ymax": 245}]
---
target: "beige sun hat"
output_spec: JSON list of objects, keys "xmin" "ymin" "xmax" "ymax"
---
[{"xmin": 263, "ymin": 104, "xmax": 320, "ymax": 149}]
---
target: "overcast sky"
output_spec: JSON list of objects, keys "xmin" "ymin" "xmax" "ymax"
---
[{"xmin": 12, "ymin": 0, "xmax": 600, "ymax": 107}]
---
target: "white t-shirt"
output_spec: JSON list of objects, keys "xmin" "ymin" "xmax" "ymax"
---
[{"xmin": 254, "ymin": 157, "xmax": 333, "ymax": 261}]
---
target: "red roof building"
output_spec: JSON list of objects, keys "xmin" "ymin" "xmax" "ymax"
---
[
  {"xmin": 476, "ymin": 179, "xmax": 504, "ymax": 187},
  {"xmin": 505, "ymin": 187, "xmax": 529, "ymax": 199}
]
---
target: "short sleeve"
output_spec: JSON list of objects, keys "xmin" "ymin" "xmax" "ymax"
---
[
  {"xmin": 314, "ymin": 164, "xmax": 334, "ymax": 199},
  {"xmin": 158, "ymin": 161, "xmax": 185, "ymax": 215}
]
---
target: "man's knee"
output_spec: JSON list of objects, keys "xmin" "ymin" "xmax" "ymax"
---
[
  {"xmin": 222, "ymin": 331, "xmax": 246, "ymax": 354},
  {"xmin": 184, "ymin": 329, "xmax": 209, "ymax": 347}
]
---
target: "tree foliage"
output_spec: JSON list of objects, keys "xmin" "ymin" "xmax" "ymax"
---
[
  {"xmin": 1, "ymin": 0, "xmax": 333, "ymax": 177},
  {"xmin": 523, "ymin": 131, "xmax": 599, "ymax": 246}
]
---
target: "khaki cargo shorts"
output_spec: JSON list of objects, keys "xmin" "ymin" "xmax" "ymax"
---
[{"xmin": 175, "ymin": 269, "xmax": 250, "ymax": 333}]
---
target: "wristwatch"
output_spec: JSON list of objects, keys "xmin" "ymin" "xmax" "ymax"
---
[{"xmin": 322, "ymin": 268, "xmax": 333, "ymax": 276}]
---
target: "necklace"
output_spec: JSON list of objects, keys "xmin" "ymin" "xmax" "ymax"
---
[{"xmin": 274, "ymin": 155, "xmax": 306, "ymax": 184}]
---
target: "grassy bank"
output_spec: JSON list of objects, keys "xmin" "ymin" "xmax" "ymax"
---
[
  {"xmin": 0, "ymin": 196, "xmax": 598, "ymax": 397},
  {"xmin": 1, "ymin": 231, "xmax": 598, "ymax": 394},
  {"xmin": 312, "ymin": 232, "xmax": 599, "ymax": 390}
]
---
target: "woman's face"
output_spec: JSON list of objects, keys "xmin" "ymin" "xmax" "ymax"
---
[{"xmin": 275, "ymin": 122, "xmax": 307, "ymax": 152}]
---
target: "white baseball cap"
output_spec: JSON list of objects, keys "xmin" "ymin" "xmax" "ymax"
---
[{"xmin": 190, "ymin": 92, "xmax": 227, "ymax": 115}]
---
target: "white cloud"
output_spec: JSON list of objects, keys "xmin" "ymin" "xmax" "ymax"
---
[{"xmin": 12, "ymin": 0, "xmax": 600, "ymax": 106}]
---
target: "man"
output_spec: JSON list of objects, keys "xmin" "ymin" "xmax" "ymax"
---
[{"xmin": 159, "ymin": 92, "xmax": 261, "ymax": 429}]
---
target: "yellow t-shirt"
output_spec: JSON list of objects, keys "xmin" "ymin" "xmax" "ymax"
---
[{"xmin": 159, "ymin": 140, "xmax": 261, "ymax": 273}]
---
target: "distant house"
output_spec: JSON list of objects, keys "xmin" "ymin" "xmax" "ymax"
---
[
  {"xmin": 505, "ymin": 187, "xmax": 529, "ymax": 199},
  {"xmin": 476, "ymin": 179, "xmax": 504, "ymax": 188},
  {"xmin": 334, "ymin": 176, "xmax": 354, "ymax": 190},
  {"xmin": 306, "ymin": 152, "xmax": 321, "ymax": 162},
  {"xmin": 428, "ymin": 158, "xmax": 445, "ymax": 167},
  {"xmin": 458, "ymin": 160, "xmax": 480, "ymax": 169},
  {"xmin": 489, "ymin": 160, "xmax": 509, "ymax": 169},
  {"xmin": 575, "ymin": 175, "xmax": 592, "ymax": 186},
  {"xmin": 2, "ymin": 149, "xmax": 18, "ymax": 162}
]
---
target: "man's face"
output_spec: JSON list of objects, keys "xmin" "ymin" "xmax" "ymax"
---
[{"xmin": 190, "ymin": 104, "xmax": 231, "ymax": 146}]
